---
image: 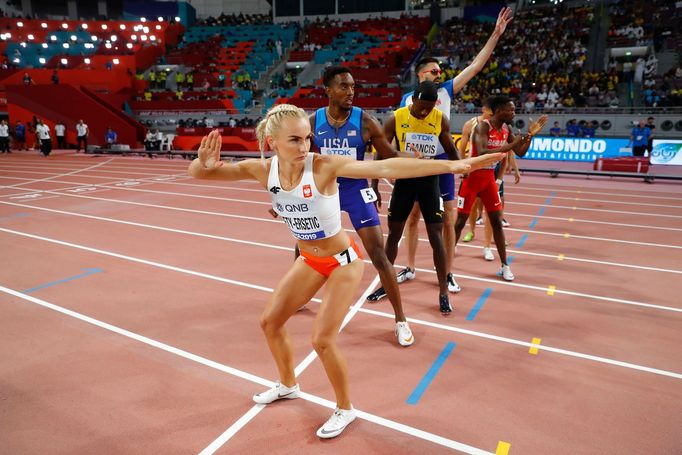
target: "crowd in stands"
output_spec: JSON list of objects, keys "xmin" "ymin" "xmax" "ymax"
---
[
  {"xmin": 176, "ymin": 117, "xmax": 259, "ymax": 128},
  {"xmin": 194, "ymin": 13, "xmax": 271, "ymax": 27},
  {"xmin": 431, "ymin": 5, "xmax": 610, "ymax": 113}
]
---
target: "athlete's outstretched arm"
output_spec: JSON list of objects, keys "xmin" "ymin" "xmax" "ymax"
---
[
  {"xmin": 328, "ymin": 153, "xmax": 504, "ymax": 180},
  {"xmin": 188, "ymin": 130, "xmax": 266, "ymax": 182},
  {"xmin": 439, "ymin": 115, "xmax": 460, "ymax": 161},
  {"xmin": 450, "ymin": 7, "xmax": 513, "ymax": 94}
]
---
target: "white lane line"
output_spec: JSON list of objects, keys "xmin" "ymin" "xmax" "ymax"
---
[
  {"xmin": 507, "ymin": 200, "xmax": 682, "ymax": 219},
  {"xmin": 502, "ymin": 191, "xmax": 682, "ymax": 210},
  {"xmin": 358, "ymin": 308, "xmax": 682, "ymax": 380},
  {"xmin": 0, "ymin": 158, "xmax": 114, "ymax": 189},
  {"xmin": 3, "ymin": 202, "xmax": 680, "ymax": 313},
  {"xmin": 0, "ymin": 284, "xmax": 491, "ymax": 455},
  {"xmin": 2, "ymin": 223, "xmax": 681, "ymax": 350}
]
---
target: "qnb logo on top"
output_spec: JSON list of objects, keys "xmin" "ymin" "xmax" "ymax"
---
[{"xmin": 278, "ymin": 203, "xmax": 309, "ymax": 213}]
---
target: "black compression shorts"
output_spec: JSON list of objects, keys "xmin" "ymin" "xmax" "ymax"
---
[{"xmin": 387, "ymin": 175, "xmax": 444, "ymax": 224}]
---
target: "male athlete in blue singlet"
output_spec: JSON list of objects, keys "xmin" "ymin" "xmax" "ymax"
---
[{"xmin": 309, "ymin": 66, "xmax": 415, "ymax": 346}]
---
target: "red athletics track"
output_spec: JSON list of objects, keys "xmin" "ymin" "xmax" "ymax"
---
[{"xmin": 1, "ymin": 151, "xmax": 680, "ymax": 455}]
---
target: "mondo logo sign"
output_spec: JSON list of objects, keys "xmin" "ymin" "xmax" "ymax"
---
[{"xmin": 520, "ymin": 136, "xmax": 630, "ymax": 162}]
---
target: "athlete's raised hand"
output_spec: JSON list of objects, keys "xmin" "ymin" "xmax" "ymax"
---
[
  {"xmin": 494, "ymin": 7, "xmax": 514, "ymax": 37},
  {"xmin": 198, "ymin": 130, "xmax": 223, "ymax": 170},
  {"xmin": 528, "ymin": 115, "xmax": 549, "ymax": 137}
]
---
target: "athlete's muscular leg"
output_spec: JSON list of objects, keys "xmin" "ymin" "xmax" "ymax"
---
[
  {"xmin": 385, "ymin": 220, "xmax": 406, "ymax": 265},
  {"xmin": 454, "ymin": 210, "xmax": 469, "ymax": 244},
  {"xmin": 443, "ymin": 200, "xmax": 455, "ymax": 271},
  {"xmin": 487, "ymin": 210, "xmax": 508, "ymax": 265},
  {"xmin": 424, "ymin": 222, "xmax": 448, "ymax": 295},
  {"xmin": 357, "ymin": 225, "xmax": 405, "ymax": 322},
  {"xmin": 404, "ymin": 202, "xmax": 421, "ymax": 270}
]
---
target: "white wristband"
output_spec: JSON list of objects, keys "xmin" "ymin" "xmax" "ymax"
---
[{"xmin": 496, "ymin": 179, "xmax": 503, "ymax": 185}]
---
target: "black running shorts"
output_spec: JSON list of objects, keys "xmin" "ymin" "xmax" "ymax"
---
[{"xmin": 387, "ymin": 175, "xmax": 444, "ymax": 224}]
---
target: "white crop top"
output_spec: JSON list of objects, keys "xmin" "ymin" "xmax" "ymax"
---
[{"xmin": 267, "ymin": 153, "xmax": 342, "ymax": 241}]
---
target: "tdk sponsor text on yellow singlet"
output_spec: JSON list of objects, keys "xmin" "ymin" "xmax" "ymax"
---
[{"xmin": 394, "ymin": 106, "xmax": 443, "ymax": 159}]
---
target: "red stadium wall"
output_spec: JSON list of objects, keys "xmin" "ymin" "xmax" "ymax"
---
[{"xmin": 0, "ymin": 68, "xmax": 134, "ymax": 92}]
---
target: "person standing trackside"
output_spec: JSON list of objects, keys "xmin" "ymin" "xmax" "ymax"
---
[
  {"xmin": 646, "ymin": 117, "xmax": 656, "ymax": 156},
  {"xmin": 76, "ymin": 119, "xmax": 89, "ymax": 152},
  {"xmin": 0, "ymin": 120, "xmax": 10, "ymax": 153},
  {"xmin": 36, "ymin": 120, "xmax": 52, "ymax": 156},
  {"xmin": 630, "ymin": 120, "xmax": 651, "ymax": 157},
  {"xmin": 14, "ymin": 121, "xmax": 26, "ymax": 151},
  {"xmin": 54, "ymin": 121, "xmax": 66, "ymax": 149}
]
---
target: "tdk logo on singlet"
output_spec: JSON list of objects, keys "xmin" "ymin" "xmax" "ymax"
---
[
  {"xmin": 411, "ymin": 134, "xmax": 434, "ymax": 141},
  {"xmin": 320, "ymin": 138, "xmax": 355, "ymax": 156}
]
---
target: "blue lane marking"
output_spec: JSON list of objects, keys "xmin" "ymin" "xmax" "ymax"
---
[
  {"xmin": 529, "ymin": 218, "xmax": 538, "ymax": 229},
  {"xmin": 467, "ymin": 288, "xmax": 493, "ymax": 321},
  {"xmin": 407, "ymin": 342, "xmax": 456, "ymax": 405},
  {"xmin": 22, "ymin": 268, "xmax": 103, "ymax": 294},
  {"xmin": 537, "ymin": 207, "xmax": 545, "ymax": 216},
  {"xmin": 516, "ymin": 234, "xmax": 528, "ymax": 248},
  {"xmin": 0, "ymin": 212, "xmax": 29, "ymax": 222}
]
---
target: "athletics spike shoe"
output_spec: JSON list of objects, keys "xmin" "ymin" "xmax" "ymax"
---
[
  {"xmin": 462, "ymin": 231, "xmax": 474, "ymax": 242},
  {"xmin": 447, "ymin": 273, "xmax": 461, "ymax": 293},
  {"xmin": 366, "ymin": 287, "xmax": 387, "ymax": 302},
  {"xmin": 396, "ymin": 267, "xmax": 416, "ymax": 283},
  {"xmin": 439, "ymin": 294, "xmax": 453, "ymax": 315},
  {"xmin": 253, "ymin": 382, "xmax": 300, "ymax": 404},
  {"xmin": 501, "ymin": 264, "xmax": 515, "ymax": 281},
  {"xmin": 502, "ymin": 218, "xmax": 511, "ymax": 228},
  {"xmin": 475, "ymin": 216, "xmax": 483, "ymax": 226},
  {"xmin": 395, "ymin": 321, "xmax": 414, "ymax": 346},
  {"xmin": 483, "ymin": 247, "xmax": 495, "ymax": 261},
  {"xmin": 317, "ymin": 407, "xmax": 357, "ymax": 439}
]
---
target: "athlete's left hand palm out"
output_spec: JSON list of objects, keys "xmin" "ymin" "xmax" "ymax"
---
[{"xmin": 198, "ymin": 130, "xmax": 224, "ymax": 170}]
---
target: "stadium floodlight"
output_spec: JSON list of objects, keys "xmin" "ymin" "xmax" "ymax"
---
[
  {"xmin": 41, "ymin": 23, "xmax": 48, "ymax": 29},
  {"xmin": 13, "ymin": 57, "xmax": 20, "ymax": 63},
  {"xmin": 20, "ymin": 42, "xmax": 26, "ymax": 47},
  {"xmin": 91, "ymin": 35, "xmax": 98, "ymax": 41},
  {"xmin": 140, "ymin": 35, "xmax": 148, "ymax": 41},
  {"xmin": 141, "ymin": 17, "xmax": 147, "ymax": 22},
  {"xmin": 101, "ymin": 24, "xmax": 108, "ymax": 30},
  {"xmin": 82, "ymin": 23, "xmax": 88, "ymax": 29},
  {"xmin": 61, "ymin": 58, "xmax": 68, "ymax": 65},
  {"xmin": 63, "ymin": 43, "xmax": 69, "ymax": 48},
  {"xmin": 39, "ymin": 57, "xmax": 46, "ymax": 64},
  {"xmin": 42, "ymin": 43, "xmax": 48, "ymax": 48},
  {"xmin": 50, "ymin": 35, "xmax": 57, "ymax": 41},
  {"xmin": 4, "ymin": 32, "xmax": 10, "ymax": 38},
  {"xmin": 175, "ymin": 17, "xmax": 181, "ymax": 22},
  {"xmin": 27, "ymin": 34, "xmax": 34, "ymax": 40},
  {"xmin": 120, "ymin": 24, "xmax": 126, "ymax": 30},
  {"xmin": 17, "ymin": 21, "xmax": 23, "ymax": 27},
  {"xmin": 150, "ymin": 35, "xmax": 156, "ymax": 41},
  {"xmin": 131, "ymin": 34, "xmax": 137, "ymax": 40},
  {"xmin": 143, "ymin": 27, "xmax": 149, "ymax": 33},
  {"xmin": 155, "ymin": 25, "xmax": 161, "ymax": 30},
  {"xmin": 62, "ymin": 23, "xmax": 68, "ymax": 29},
  {"xmin": 158, "ymin": 16, "xmax": 163, "ymax": 21},
  {"xmin": 0, "ymin": 34, "xmax": 5, "ymax": 40},
  {"xmin": 126, "ymin": 43, "xmax": 133, "ymax": 49},
  {"xmin": 113, "ymin": 58, "xmax": 120, "ymax": 64},
  {"xmin": 70, "ymin": 35, "xmax": 77, "ymax": 41},
  {"xmin": 84, "ymin": 58, "xmax": 91, "ymax": 64},
  {"xmin": 105, "ymin": 42, "xmax": 112, "ymax": 49},
  {"xmin": 110, "ymin": 35, "xmax": 117, "ymax": 42}
]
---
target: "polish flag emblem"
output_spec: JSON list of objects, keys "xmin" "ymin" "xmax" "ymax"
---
[{"xmin": 303, "ymin": 184, "xmax": 312, "ymax": 198}]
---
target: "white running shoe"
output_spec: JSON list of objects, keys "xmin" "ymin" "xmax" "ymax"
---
[
  {"xmin": 501, "ymin": 264, "xmax": 515, "ymax": 281},
  {"xmin": 483, "ymin": 247, "xmax": 494, "ymax": 261},
  {"xmin": 502, "ymin": 219, "xmax": 511, "ymax": 228},
  {"xmin": 253, "ymin": 382, "xmax": 300, "ymax": 404},
  {"xmin": 395, "ymin": 321, "xmax": 414, "ymax": 346},
  {"xmin": 396, "ymin": 267, "xmax": 416, "ymax": 283},
  {"xmin": 316, "ymin": 407, "xmax": 357, "ymax": 439},
  {"xmin": 447, "ymin": 273, "xmax": 461, "ymax": 293},
  {"xmin": 475, "ymin": 216, "xmax": 483, "ymax": 226}
]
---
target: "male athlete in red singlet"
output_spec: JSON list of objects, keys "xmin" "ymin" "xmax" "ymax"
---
[{"xmin": 453, "ymin": 96, "xmax": 547, "ymax": 281}]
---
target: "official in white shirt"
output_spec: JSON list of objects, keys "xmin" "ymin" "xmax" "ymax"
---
[
  {"xmin": 0, "ymin": 120, "xmax": 10, "ymax": 153},
  {"xmin": 36, "ymin": 120, "xmax": 52, "ymax": 156},
  {"xmin": 54, "ymin": 121, "xmax": 66, "ymax": 149},
  {"xmin": 76, "ymin": 119, "xmax": 89, "ymax": 152}
]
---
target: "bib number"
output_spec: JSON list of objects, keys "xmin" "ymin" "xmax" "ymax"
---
[
  {"xmin": 360, "ymin": 187, "xmax": 377, "ymax": 203},
  {"xmin": 457, "ymin": 196, "xmax": 465, "ymax": 209},
  {"xmin": 334, "ymin": 245, "xmax": 359, "ymax": 266}
]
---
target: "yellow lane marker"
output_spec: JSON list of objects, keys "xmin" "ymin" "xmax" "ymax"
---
[
  {"xmin": 557, "ymin": 254, "xmax": 565, "ymax": 261},
  {"xmin": 563, "ymin": 233, "xmax": 571, "ymax": 238},
  {"xmin": 572, "ymin": 206, "xmax": 577, "ymax": 210},
  {"xmin": 496, "ymin": 441, "xmax": 511, "ymax": 455},
  {"xmin": 568, "ymin": 218, "xmax": 574, "ymax": 222},
  {"xmin": 547, "ymin": 285, "xmax": 556, "ymax": 296},
  {"xmin": 529, "ymin": 338, "xmax": 542, "ymax": 355}
]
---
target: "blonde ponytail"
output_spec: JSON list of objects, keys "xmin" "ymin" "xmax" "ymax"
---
[{"xmin": 255, "ymin": 104, "xmax": 308, "ymax": 160}]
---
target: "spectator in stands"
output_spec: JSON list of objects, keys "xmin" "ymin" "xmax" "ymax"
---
[
  {"xmin": 13, "ymin": 120, "xmax": 25, "ymax": 151},
  {"xmin": 51, "ymin": 70, "xmax": 59, "ymax": 85},
  {"xmin": 186, "ymin": 72, "xmax": 194, "ymax": 90},
  {"xmin": 54, "ymin": 121, "xmax": 66, "ymax": 148},
  {"xmin": 22, "ymin": 72, "xmax": 32, "ymax": 85},
  {"xmin": 630, "ymin": 120, "xmax": 651, "ymax": 157},
  {"xmin": 549, "ymin": 121, "xmax": 562, "ymax": 137},
  {"xmin": 205, "ymin": 117, "xmax": 214, "ymax": 128},
  {"xmin": 0, "ymin": 120, "xmax": 9, "ymax": 153},
  {"xmin": 75, "ymin": 119, "xmax": 89, "ymax": 153},
  {"xmin": 581, "ymin": 121, "xmax": 596, "ymax": 138},
  {"xmin": 218, "ymin": 73, "xmax": 226, "ymax": 88},
  {"xmin": 646, "ymin": 117, "xmax": 656, "ymax": 155},
  {"xmin": 228, "ymin": 118, "xmax": 236, "ymax": 128},
  {"xmin": 105, "ymin": 127, "xmax": 118, "ymax": 146},
  {"xmin": 566, "ymin": 119, "xmax": 580, "ymax": 137},
  {"xmin": 175, "ymin": 71, "xmax": 184, "ymax": 89},
  {"xmin": 275, "ymin": 39, "xmax": 282, "ymax": 58},
  {"xmin": 36, "ymin": 119, "xmax": 51, "ymax": 156},
  {"xmin": 144, "ymin": 129, "xmax": 162, "ymax": 151}
]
